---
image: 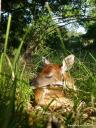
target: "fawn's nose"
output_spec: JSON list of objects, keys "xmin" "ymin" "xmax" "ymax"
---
[{"xmin": 29, "ymin": 78, "xmax": 38, "ymax": 87}]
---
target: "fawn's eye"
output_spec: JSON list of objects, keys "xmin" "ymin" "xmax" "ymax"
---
[
  {"xmin": 45, "ymin": 75, "xmax": 53, "ymax": 78},
  {"xmin": 45, "ymin": 73, "xmax": 53, "ymax": 78}
]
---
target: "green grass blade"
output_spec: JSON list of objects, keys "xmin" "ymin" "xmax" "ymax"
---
[
  {"xmin": 45, "ymin": 2, "xmax": 66, "ymax": 53},
  {"xmin": 13, "ymin": 27, "xmax": 31, "ymax": 70},
  {"xmin": 0, "ymin": 14, "xmax": 11, "ymax": 74},
  {"xmin": 5, "ymin": 54, "xmax": 15, "ymax": 80},
  {"xmin": 4, "ymin": 14, "xmax": 12, "ymax": 54},
  {"xmin": 89, "ymin": 52, "xmax": 96, "ymax": 63},
  {"xmin": 0, "ymin": 53, "xmax": 4, "ymax": 74}
]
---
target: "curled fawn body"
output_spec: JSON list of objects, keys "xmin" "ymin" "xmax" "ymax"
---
[{"xmin": 31, "ymin": 54, "xmax": 76, "ymax": 110}]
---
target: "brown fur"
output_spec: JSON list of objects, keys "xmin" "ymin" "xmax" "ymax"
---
[{"xmin": 32, "ymin": 62, "xmax": 75, "ymax": 110}]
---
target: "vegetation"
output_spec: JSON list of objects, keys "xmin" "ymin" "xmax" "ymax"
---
[{"xmin": 1, "ymin": 0, "xmax": 96, "ymax": 128}]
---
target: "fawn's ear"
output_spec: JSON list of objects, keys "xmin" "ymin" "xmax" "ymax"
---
[
  {"xmin": 61, "ymin": 54, "xmax": 75, "ymax": 73},
  {"xmin": 42, "ymin": 57, "xmax": 50, "ymax": 64}
]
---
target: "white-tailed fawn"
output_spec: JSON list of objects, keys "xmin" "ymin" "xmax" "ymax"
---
[{"xmin": 31, "ymin": 54, "xmax": 76, "ymax": 110}]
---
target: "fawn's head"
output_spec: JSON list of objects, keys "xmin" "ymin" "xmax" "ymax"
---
[{"xmin": 32, "ymin": 54, "xmax": 75, "ymax": 90}]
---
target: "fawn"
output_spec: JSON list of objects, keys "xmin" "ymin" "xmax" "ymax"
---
[{"xmin": 31, "ymin": 54, "xmax": 76, "ymax": 110}]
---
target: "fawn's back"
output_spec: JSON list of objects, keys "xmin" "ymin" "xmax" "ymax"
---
[{"xmin": 31, "ymin": 54, "xmax": 76, "ymax": 110}]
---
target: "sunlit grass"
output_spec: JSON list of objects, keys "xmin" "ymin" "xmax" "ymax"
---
[{"xmin": 0, "ymin": 14, "xmax": 32, "ymax": 128}]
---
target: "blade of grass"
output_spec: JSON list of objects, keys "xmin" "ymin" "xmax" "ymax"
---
[
  {"xmin": 0, "ymin": 53, "xmax": 4, "ymax": 74},
  {"xmin": 45, "ymin": 2, "xmax": 66, "ymax": 54},
  {"xmin": 0, "ymin": 14, "xmax": 11, "ymax": 73},
  {"xmin": 89, "ymin": 52, "xmax": 96, "ymax": 63},
  {"xmin": 13, "ymin": 27, "xmax": 31, "ymax": 70},
  {"xmin": 5, "ymin": 54, "xmax": 15, "ymax": 80},
  {"xmin": 4, "ymin": 14, "xmax": 12, "ymax": 54},
  {"xmin": 77, "ymin": 58, "xmax": 92, "ymax": 76},
  {"xmin": 2, "ymin": 79, "xmax": 17, "ymax": 128},
  {"xmin": 20, "ymin": 63, "xmax": 26, "ymax": 80}
]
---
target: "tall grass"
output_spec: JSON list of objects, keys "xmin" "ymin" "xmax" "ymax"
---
[
  {"xmin": 0, "ymin": 14, "xmax": 32, "ymax": 128},
  {"xmin": 45, "ymin": 2, "xmax": 67, "ymax": 55}
]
